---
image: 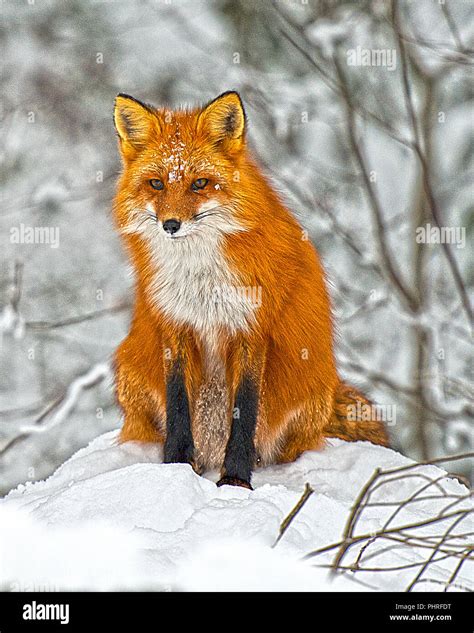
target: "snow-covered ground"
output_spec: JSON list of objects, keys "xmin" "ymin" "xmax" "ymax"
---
[{"xmin": 0, "ymin": 432, "xmax": 472, "ymax": 592}]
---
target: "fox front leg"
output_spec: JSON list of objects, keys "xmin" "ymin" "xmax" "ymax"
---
[
  {"xmin": 163, "ymin": 359, "xmax": 195, "ymax": 466},
  {"xmin": 217, "ymin": 373, "xmax": 259, "ymax": 490}
]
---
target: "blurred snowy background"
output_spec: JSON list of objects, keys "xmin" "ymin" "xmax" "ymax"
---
[{"xmin": 1, "ymin": 0, "xmax": 472, "ymax": 495}]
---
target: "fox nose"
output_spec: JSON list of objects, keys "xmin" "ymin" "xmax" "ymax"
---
[{"xmin": 162, "ymin": 219, "xmax": 181, "ymax": 235}]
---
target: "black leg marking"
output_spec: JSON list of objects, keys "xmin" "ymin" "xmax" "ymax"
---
[
  {"xmin": 164, "ymin": 361, "xmax": 194, "ymax": 465},
  {"xmin": 217, "ymin": 375, "xmax": 258, "ymax": 489}
]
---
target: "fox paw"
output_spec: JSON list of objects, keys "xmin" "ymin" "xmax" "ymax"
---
[{"xmin": 216, "ymin": 476, "xmax": 253, "ymax": 490}]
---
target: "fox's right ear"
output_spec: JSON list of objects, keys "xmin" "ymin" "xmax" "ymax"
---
[{"xmin": 113, "ymin": 94, "xmax": 157, "ymax": 158}]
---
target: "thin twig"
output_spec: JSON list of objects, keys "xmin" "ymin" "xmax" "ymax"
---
[
  {"xmin": 406, "ymin": 512, "xmax": 469, "ymax": 591},
  {"xmin": 26, "ymin": 301, "xmax": 132, "ymax": 331},
  {"xmin": 444, "ymin": 547, "xmax": 474, "ymax": 592},
  {"xmin": 304, "ymin": 509, "xmax": 471, "ymax": 561},
  {"xmin": 380, "ymin": 452, "xmax": 474, "ymax": 475},
  {"xmin": 329, "ymin": 468, "xmax": 381, "ymax": 575},
  {"xmin": 272, "ymin": 483, "xmax": 314, "ymax": 548}
]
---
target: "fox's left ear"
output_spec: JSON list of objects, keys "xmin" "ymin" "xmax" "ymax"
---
[{"xmin": 198, "ymin": 91, "xmax": 246, "ymax": 152}]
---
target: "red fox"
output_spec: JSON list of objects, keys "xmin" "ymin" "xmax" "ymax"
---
[{"xmin": 113, "ymin": 91, "xmax": 388, "ymax": 489}]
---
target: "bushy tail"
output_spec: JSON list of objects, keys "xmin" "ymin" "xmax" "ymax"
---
[{"xmin": 325, "ymin": 382, "xmax": 389, "ymax": 447}]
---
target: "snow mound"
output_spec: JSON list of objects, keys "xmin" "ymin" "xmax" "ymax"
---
[{"xmin": 1, "ymin": 432, "xmax": 472, "ymax": 592}]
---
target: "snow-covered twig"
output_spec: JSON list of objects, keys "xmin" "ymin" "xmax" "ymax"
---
[
  {"xmin": 0, "ymin": 362, "xmax": 112, "ymax": 458},
  {"xmin": 271, "ymin": 1, "xmax": 413, "ymax": 149}
]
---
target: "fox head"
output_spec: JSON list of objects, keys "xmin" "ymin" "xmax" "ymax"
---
[{"xmin": 113, "ymin": 91, "xmax": 251, "ymax": 241}]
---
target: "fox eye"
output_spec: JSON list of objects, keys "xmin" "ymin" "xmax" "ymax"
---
[
  {"xmin": 191, "ymin": 178, "xmax": 208, "ymax": 191},
  {"xmin": 149, "ymin": 179, "xmax": 164, "ymax": 190}
]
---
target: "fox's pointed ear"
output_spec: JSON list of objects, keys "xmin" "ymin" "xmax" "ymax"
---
[
  {"xmin": 113, "ymin": 94, "xmax": 157, "ymax": 158},
  {"xmin": 198, "ymin": 91, "xmax": 246, "ymax": 152}
]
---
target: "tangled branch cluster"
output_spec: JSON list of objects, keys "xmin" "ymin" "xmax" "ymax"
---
[{"xmin": 276, "ymin": 454, "xmax": 473, "ymax": 592}]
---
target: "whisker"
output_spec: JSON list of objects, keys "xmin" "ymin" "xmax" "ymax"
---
[
  {"xmin": 122, "ymin": 212, "xmax": 156, "ymax": 234},
  {"xmin": 194, "ymin": 212, "xmax": 219, "ymax": 221},
  {"xmin": 193, "ymin": 204, "xmax": 224, "ymax": 220},
  {"xmin": 136, "ymin": 215, "xmax": 155, "ymax": 229}
]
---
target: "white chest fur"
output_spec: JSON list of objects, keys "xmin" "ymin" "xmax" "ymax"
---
[{"xmin": 147, "ymin": 225, "xmax": 256, "ymax": 336}]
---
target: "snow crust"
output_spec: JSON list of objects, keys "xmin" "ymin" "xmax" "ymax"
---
[{"xmin": 1, "ymin": 432, "xmax": 471, "ymax": 592}]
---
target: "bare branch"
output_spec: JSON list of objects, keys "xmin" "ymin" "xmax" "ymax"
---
[
  {"xmin": 392, "ymin": 0, "xmax": 472, "ymax": 323},
  {"xmin": 440, "ymin": 1, "xmax": 467, "ymax": 54},
  {"xmin": 25, "ymin": 301, "xmax": 132, "ymax": 331},
  {"xmin": 332, "ymin": 52, "xmax": 419, "ymax": 313}
]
